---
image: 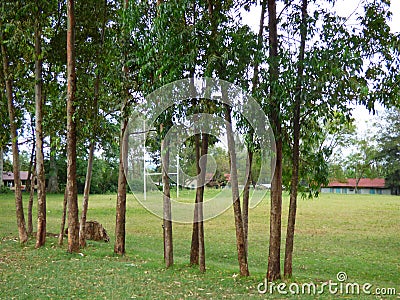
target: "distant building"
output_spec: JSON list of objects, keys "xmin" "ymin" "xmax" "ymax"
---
[
  {"xmin": 321, "ymin": 178, "xmax": 391, "ymax": 195},
  {"xmin": 2, "ymin": 171, "xmax": 31, "ymax": 191}
]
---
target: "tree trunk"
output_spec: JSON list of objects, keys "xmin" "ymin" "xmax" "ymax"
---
[
  {"xmin": 198, "ymin": 133, "xmax": 208, "ymax": 273},
  {"xmin": 66, "ymin": 0, "xmax": 79, "ymax": 253},
  {"xmin": 26, "ymin": 120, "xmax": 35, "ymax": 192},
  {"xmin": 114, "ymin": 117, "xmax": 128, "ymax": 255},
  {"xmin": 0, "ymin": 147, "xmax": 3, "ymax": 188},
  {"xmin": 0, "ymin": 27, "xmax": 28, "ymax": 244},
  {"xmin": 242, "ymin": 150, "xmax": 253, "ymax": 254},
  {"xmin": 266, "ymin": 0, "xmax": 283, "ymax": 282},
  {"xmin": 47, "ymin": 136, "xmax": 59, "ymax": 193},
  {"xmin": 28, "ymin": 160, "xmax": 36, "ymax": 236},
  {"xmin": 79, "ymin": 142, "xmax": 95, "ymax": 248},
  {"xmin": 35, "ymin": 8, "xmax": 47, "ymax": 248},
  {"xmin": 243, "ymin": 0, "xmax": 266, "ymax": 255},
  {"xmin": 190, "ymin": 134, "xmax": 200, "ymax": 265},
  {"xmin": 80, "ymin": 4, "xmax": 105, "ymax": 247},
  {"xmin": 161, "ymin": 124, "xmax": 173, "ymax": 268},
  {"xmin": 224, "ymin": 103, "xmax": 249, "ymax": 277},
  {"xmin": 80, "ymin": 74, "xmax": 101, "ymax": 248},
  {"xmin": 114, "ymin": 0, "xmax": 130, "ymax": 256},
  {"xmin": 58, "ymin": 187, "xmax": 68, "ymax": 246},
  {"xmin": 284, "ymin": 0, "xmax": 308, "ymax": 278}
]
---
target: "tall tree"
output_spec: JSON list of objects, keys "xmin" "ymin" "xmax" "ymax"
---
[
  {"xmin": 66, "ymin": 0, "xmax": 79, "ymax": 253},
  {"xmin": 114, "ymin": 0, "xmax": 129, "ymax": 255},
  {"xmin": 35, "ymin": 0, "xmax": 47, "ymax": 248},
  {"xmin": 79, "ymin": 0, "xmax": 107, "ymax": 248},
  {"xmin": 161, "ymin": 123, "xmax": 173, "ymax": 268},
  {"xmin": 266, "ymin": 0, "xmax": 283, "ymax": 281},
  {"xmin": 28, "ymin": 159, "xmax": 36, "ymax": 236},
  {"xmin": 242, "ymin": 0, "xmax": 267, "ymax": 254},
  {"xmin": 284, "ymin": 0, "xmax": 308, "ymax": 278},
  {"xmin": 224, "ymin": 101, "xmax": 249, "ymax": 276},
  {"xmin": 190, "ymin": 133, "xmax": 200, "ymax": 265},
  {"xmin": 0, "ymin": 21, "xmax": 28, "ymax": 244},
  {"xmin": 191, "ymin": 131, "xmax": 209, "ymax": 272}
]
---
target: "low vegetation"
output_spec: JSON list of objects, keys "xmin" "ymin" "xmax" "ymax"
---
[{"xmin": 0, "ymin": 191, "xmax": 399, "ymax": 298}]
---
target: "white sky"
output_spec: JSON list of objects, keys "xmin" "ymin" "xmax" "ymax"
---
[{"xmin": 242, "ymin": 0, "xmax": 400, "ymax": 137}]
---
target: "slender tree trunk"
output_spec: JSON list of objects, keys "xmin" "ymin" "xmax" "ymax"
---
[
  {"xmin": 242, "ymin": 150, "xmax": 253, "ymax": 254},
  {"xmin": 0, "ymin": 147, "xmax": 3, "ymax": 188},
  {"xmin": 198, "ymin": 133, "xmax": 209, "ymax": 273},
  {"xmin": 1, "ymin": 26, "xmax": 28, "ymax": 244},
  {"xmin": 58, "ymin": 187, "xmax": 68, "ymax": 246},
  {"xmin": 79, "ymin": 142, "xmax": 95, "ymax": 248},
  {"xmin": 66, "ymin": 0, "xmax": 79, "ymax": 253},
  {"xmin": 252, "ymin": 0, "xmax": 266, "ymax": 92},
  {"xmin": 242, "ymin": 2, "xmax": 266, "ymax": 253},
  {"xmin": 114, "ymin": 0, "xmax": 130, "ymax": 256},
  {"xmin": 28, "ymin": 159, "xmax": 36, "ymax": 236},
  {"xmin": 161, "ymin": 124, "xmax": 173, "ymax": 268},
  {"xmin": 114, "ymin": 117, "xmax": 128, "ymax": 255},
  {"xmin": 224, "ymin": 103, "xmax": 249, "ymax": 277},
  {"xmin": 284, "ymin": 0, "xmax": 308, "ymax": 278},
  {"xmin": 47, "ymin": 135, "xmax": 59, "ymax": 193},
  {"xmin": 35, "ymin": 7, "xmax": 47, "ymax": 248},
  {"xmin": 266, "ymin": 0, "xmax": 283, "ymax": 281},
  {"xmin": 26, "ymin": 120, "xmax": 35, "ymax": 192},
  {"xmin": 80, "ymin": 2, "xmax": 105, "ymax": 247},
  {"xmin": 190, "ymin": 134, "xmax": 200, "ymax": 265}
]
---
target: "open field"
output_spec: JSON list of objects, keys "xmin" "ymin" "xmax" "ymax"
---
[{"xmin": 0, "ymin": 190, "xmax": 399, "ymax": 299}]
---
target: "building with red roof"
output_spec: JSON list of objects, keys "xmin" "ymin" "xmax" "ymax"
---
[
  {"xmin": 321, "ymin": 178, "xmax": 391, "ymax": 195},
  {"xmin": 1, "ymin": 171, "xmax": 31, "ymax": 191}
]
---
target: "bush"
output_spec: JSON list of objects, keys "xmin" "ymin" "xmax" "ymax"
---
[{"xmin": 0, "ymin": 185, "xmax": 11, "ymax": 194}]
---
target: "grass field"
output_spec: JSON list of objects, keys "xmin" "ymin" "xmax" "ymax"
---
[{"xmin": 0, "ymin": 190, "xmax": 399, "ymax": 299}]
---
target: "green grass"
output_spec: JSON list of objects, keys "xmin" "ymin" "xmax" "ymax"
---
[{"xmin": 0, "ymin": 191, "xmax": 399, "ymax": 299}]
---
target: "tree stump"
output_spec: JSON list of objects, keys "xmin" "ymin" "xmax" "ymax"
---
[{"xmin": 65, "ymin": 220, "xmax": 110, "ymax": 242}]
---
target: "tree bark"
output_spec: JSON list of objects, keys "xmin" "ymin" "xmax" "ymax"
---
[
  {"xmin": 26, "ymin": 119, "xmax": 35, "ymax": 192},
  {"xmin": 198, "ymin": 133, "xmax": 208, "ymax": 273},
  {"xmin": 284, "ymin": 0, "xmax": 308, "ymax": 278},
  {"xmin": 0, "ymin": 147, "xmax": 3, "ymax": 188},
  {"xmin": 66, "ymin": 0, "xmax": 79, "ymax": 253},
  {"xmin": 114, "ymin": 117, "xmax": 128, "ymax": 255},
  {"xmin": 1, "ymin": 26, "xmax": 28, "ymax": 244},
  {"xmin": 114, "ymin": 0, "xmax": 130, "ymax": 256},
  {"xmin": 47, "ymin": 136, "xmax": 59, "ymax": 193},
  {"xmin": 58, "ymin": 187, "xmax": 68, "ymax": 246},
  {"xmin": 190, "ymin": 132, "xmax": 209, "ymax": 272},
  {"xmin": 242, "ymin": 150, "xmax": 253, "ymax": 254},
  {"xmin": 190, "ymin": 134, "xmax": 200, "ymax": 265},
  {"xmin": 28, "ymin": 159, "xmax": 36, "ymax": 236},
  {"xmin": 224, "ymin": 103, "xmax": 249, "ymax": 277},
  {"xmin": 266, "ymin": 0, "xmax": 283, "ymax": 282},
  {"xmin": 35, "ymin": 6, "xmax": 47, "ymax": 248},
  {"xmin": 79, "ymin": 142, "xmax": 95, "ymax": 248},
  {"xmin": 161, "ymin": 124, "xmax": 173, "ymax": 268}
]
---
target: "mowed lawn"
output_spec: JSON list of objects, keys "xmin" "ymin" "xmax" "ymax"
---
[{"xmin": 0, "ymin": 190, "xmax": 399, "ymax": 299}]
